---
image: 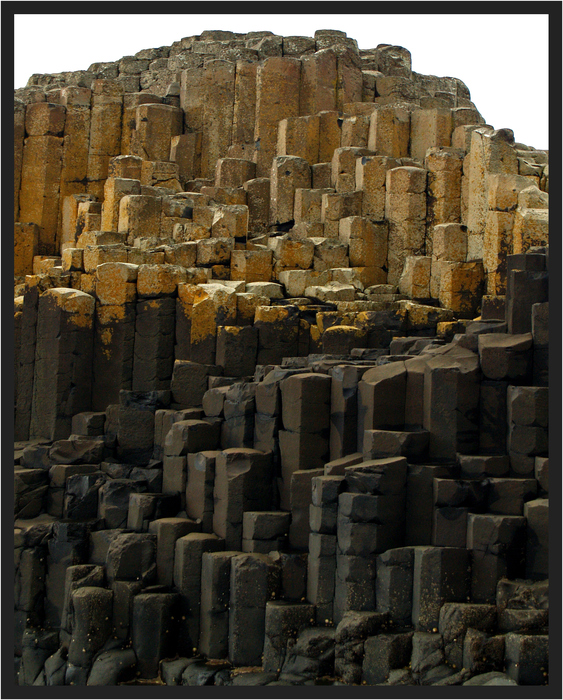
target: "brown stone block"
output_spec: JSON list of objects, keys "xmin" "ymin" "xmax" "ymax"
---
[
  {"xmin": 174, "ymin": 221, "xmax": 211, "ymax": 243},
  {"xmin": 478, "ymin": 333, "xmax": 533, "ymax": 382},
  {"xmin": 201, "ymin": 284, "xmax": 238, "ymax": 326},
  {"xmin": 321, "ymin": 190, "xmax": 362, "ymax": 221},
  {"xmin": 120, "ymin": 92, "xmax": 161, "ymax": 154},
  {"xmin": 164, "ymin": 420, "xmax": 220, "ymax": 457},
  {"xmin": 95, "ymin": 262, "xmax": 139, "ymax": 305},
  {"xmin": 280, "ymin": 372, "xmax": 332, "ymax": 434},
  {"xmin": 339, "ymin": 216, "xmax": 387, "ymax": 248},
  {"xmin": 322, "ymin": 324, "xmax": 368, "ymax": 355},
  {"xmin": 254, "ymin": 56, "xmax": 301, "ymax": 176},
  {"xmin": 132, "ymin": 103, "xmax": 183, "ymax": 162},
  {"xmin": 355, "ymin": 154, "xmax": 400, "ymax": 220},
  {"xmin": 70, "ymin": 202, "xmax": 103, "ymax": 247},
  {"xmin": 386, "ymin": 166, "xmax": 427, "ymax": 195},
  {"xmin": 108, "ymin": 154, "xmax": 142, "ymax": 180},
  {"xmin": 398, "ymin": 256, "xmax": 431, "ymax": 300},
  {"xmin": 61, "ymin": 248, "xmax": 84, "ymax": 272},
  {"xmin": 299, "ymin": 49, "xmax": 337, "ymax": 115},
  {"xmin": 311, "ymin": 161, "xmax": 332, "ymax": 190},
  {"xmin": 451, "ymin": 106, "xmax": 485, "ymax": 131},
  {"xmin": 430, "ymin": 259, "xmax": 443, "ymax": 300},
  {"xmin": 19, "ymin": 135, "xmax": 63, "ymax": 255},
  {"xmin": 33, "ymin": 256, "xmax": 61, "ymax": 275},
  {"xmin": 118, "ymin": 194, "xmax": 162, "ymax": 244},
  {"xmin": 88, "ymin": 99, "xmax": 122, "ymax": 184},
  {"xmin": 170, "ymin": 133, "xmax": 202, "ymax": 185},
  {"xmin": 507, "ymin": 385, "xmax": 548, "ymax": 428},
  {"xmin": 243, "ymin": 177, "xmax": 270, "ymax": 236},
  {"xmin": 291, "ymin": 222, "xmax": 325, "ymax": 239},
  {"xmin": 235, "ymin": 292, "xmax": 270, "ymax": 325},
  {"xmin": 14, "ymin": 223, "xmax": 40, "ymax": 276},
  {"xmin": 512, "ymin": 209, "xmax": 549, "ymax": 255},
  {"xmin": 424, "ymin": 146, "xmax": 464, "ymax": 173},
  {"xmin": 140, "ymin": 161, "xmax": 181, "ymax": 191},
  {"xmin": 385, "ymin": 191, "xmax": 426, "ymax": 222},
  {"xmin": 352, "ymin": 266, "xmax": 387, "ymax": 288},
  {"xmin": 387, "ymin": 221, "xmax": 426, "ymax": 285},
  {"xmin": 317, "ymin": 111, "xmax": 342, "ymax": 164},
  {"xmin": 467, "ymin": 514, "xmax": 526, "ymax": 602},
  {"xmin": 82, "ymin": 244, "xmax": 128, "ymax": 273},
  {"xmin": 213, "ymin": 448, "xmax": 273, "ymax": 548},
  {"xmin": 429, "ymin": 197, "xmax": 461, "ymax": 228},
  {"xmin": 516, "ymin": 184, "xmax": 548, "ymax": 210},
  {"xmin": 348, "ymin": 236, "xmax": 387, "ymax": 269},
  {"xmin": 254, "ymin": 305, "xmax": 300, "ymax": 365},
  {"xmin": 438, "ymin": 261, "xmax": 484, "ymax": 317},
  {"xmin": 428, "ymin": 169, "xmax": 461, "ymax": 200},
  {"xmin": 277, "ymin": 115, "xmax": 320, "ymax": 165},
  {"xmin": 362, "ymin": 71, "xmax": 377, "ymax": 102},
  {"xmin": 432, "ymin": 223, "xmax": 468, "ymax": 262},
  {"xmin": 132, "ymin": 296, "xmax": 176, "ymax": 391},
  {"xmin": 336, "ymin": 48, "xmax": 363, "ymax": 109},
  {"xmin": 180, "ymin": 68, "xmax": 204, "ymax": 132},
  {"xmin": 216, "ymin": 325, "xmax": 258, "ymax": 377},
  {"xmin": 80, "ymin": 273, "xmax": 97, "ymax": 295},
  {"xmin": 211, "ymin": 204, "xmax": 249, "ymax": 238},
  {"xmin": 280, "ymin": 430, "xmax": 329, "ymax": 480},
  {"xmin": 92, "ymin": 302, "xmax": 136, "ymax": 409},
  {"xmin": 164, "ymin": 242, "xmax": 197, "ymax": 269},
  {"xmin": 523, "ymin": 499, "xmax": 548, "ymax": 579},
  {"xmin": 268, "ymin": 234, "xmax": 314, "ymax": 269},
  {"xmin": 196, "ymin": 238, "xmax": 234, "ymax": 266},
  {"xmin": 451, "ymin": 124, "xmax": 483, "ymax": 153},
  {"xmin": 232, "ymin": 60, "xmax": 258, "ymax": 146},
  {"xmin": 269, "ymin": 155, "xmax": 311, "ymax": 225},
  {"xmin": 215, "ymin": 158, "xmax": 256, "ymax": 188},
  {"xmin": 423, "ymin": 351, "xmax": 481, "ymax": 461},
  {"xmin": 230, "ymin": 249, "xmax": 273, "ymax": 282},
  {"xmin": 101, "ymin": 177, "xmax": 141, "ymax": 232},
  {"xmin": 29, "ymin": 288, "xmax": 95, "ymax": 441},
  {"xmin": 200, "ymin": 185, "xmax": 246, "ymax": 207},
  {"xmin": 25, "ymin": 102, "xmax": 66, "ymax": 136},
  {"xmin": 331, "ymin": 146, "xmax": 373, "ymax": 193},
  {"xmin": 59, "ymin": 107, "xmax": 91, "ymax": 228},
  {"xmin": 227, "ymin": 142, "xmax": 257, "ymax": 161},
  {"xmin": 78, "ymin": 204, "xmax": 103, "ymax": 236},
  {"xmin": 312, "ymin": 238, "xmax": 349, "ymax": 272},
  {"xmin": 294, "ymin": 187, "xmax": 333, "ymax": 225},
  {"xmin": 368, "ymin": 107, "xmax": 410, "ymax": 158},
  {"xmin": 201, "ymin": 60, "xmax": 236, "ymax": 178},
  {"xmin": 341, "ymin": 115, "xmax": 370, "ymax": 148},
  {"xmin": 170, "ymin": 360, "xmax": 221, "ymax": 407},
  {"xmin": 278, "ymin": 269, "xmax": 326, "ymax": 297},
  {"xmin": 136, "ymin": 263, "xmax": 185, "ymax": 298},
  {"xmin": 358, "ymin": 363, "xmax": 407, "ymax": 445},
  {"xmin": 410, "ymin": 109, "xmax": 453, "ymax": 161},
  {"xmin": 467, "ymin": 128, "xmax": 518, "ymax": 246},
  {"xmin": 482, "ymin": 210, "xmax": 514, "ymax": 295}
]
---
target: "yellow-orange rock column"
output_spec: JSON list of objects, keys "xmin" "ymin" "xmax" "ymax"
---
[{"xmin": 254, "ymin": 57, "xmax": 301, "ymax": 177}]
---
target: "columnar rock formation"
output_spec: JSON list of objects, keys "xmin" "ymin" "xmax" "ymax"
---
[{"xmin": 13, "ymin": 29, "xmax": 549, "ymax": 687}]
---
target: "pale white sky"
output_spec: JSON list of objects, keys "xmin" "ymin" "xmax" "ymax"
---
[{"xmin": 13, "ymin": 12, "xmax": 549, "ymax": 150}]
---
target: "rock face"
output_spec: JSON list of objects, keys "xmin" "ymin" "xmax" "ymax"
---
[{"xmin": 13, "ymin": 29, "xmax": 549, "ymax": 687}]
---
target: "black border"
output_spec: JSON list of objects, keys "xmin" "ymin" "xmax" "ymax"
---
[{"xmin": 4, "ymin": 4, "xmax": 561, "ymax": 699}]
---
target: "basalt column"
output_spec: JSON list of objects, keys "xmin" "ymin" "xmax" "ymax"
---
[{"xmin": 29, "ymin": 289, "xmax": 95, "ymax": 441}]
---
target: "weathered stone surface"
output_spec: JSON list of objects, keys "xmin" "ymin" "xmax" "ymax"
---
[{"xmin": 229, "ymin": 553, "xmax": 280, "ymax": 666}]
